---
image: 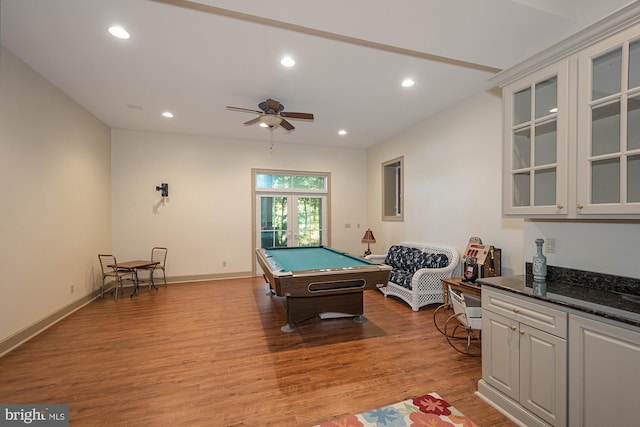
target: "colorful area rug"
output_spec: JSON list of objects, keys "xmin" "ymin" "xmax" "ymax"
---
[{"xmin": 315, "ymin": 392, "xmax": 477, "ymax": 427}]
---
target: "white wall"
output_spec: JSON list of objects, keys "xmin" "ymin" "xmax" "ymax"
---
[
  {"xmin": 0, "ymin": 46, "xmax": 111, "ymax": 343},
  {"xmin": 523, "ymin": 220, "xmax": 640, "ymax": 279},
  {"xmin": 366, "ymin": 86, "xmax": 640, "ymax": 281},
  {"xmin": 111, "ymin": 129, "xmax": 368, "ymax": 279},
  {"xmin": 366, "ymin": 89, "xmax": 525, "ymax": 276}
]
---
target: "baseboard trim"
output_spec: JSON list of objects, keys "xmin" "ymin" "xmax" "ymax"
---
[
  {"xmin": 167, "ymin": 271, "xmax": 253, "ymax": 283},
  {"xmin": 1, "ymin": 272, "xmax": 255, "ymax": 357},
  {"xmin": 0, "ymin": 292, "xmax": 97, "ymax": 358},
  {"xmin": 476, "ymin": 380, "xmax": 548, "ymax": 427}
]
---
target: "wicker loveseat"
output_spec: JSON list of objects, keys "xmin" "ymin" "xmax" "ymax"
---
[{"xmin": 366, "ymin": 242, "xmax": 460, "ymax": 311}]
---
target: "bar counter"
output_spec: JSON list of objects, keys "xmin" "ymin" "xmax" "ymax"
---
[{"xmin": 477, "ymin": 274, "xmax": 640, "ymax": 327}]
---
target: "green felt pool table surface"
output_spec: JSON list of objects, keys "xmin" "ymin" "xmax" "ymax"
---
[{"xmin": 263, "ymin": 246, "xmax": 373, "ymax": 272}]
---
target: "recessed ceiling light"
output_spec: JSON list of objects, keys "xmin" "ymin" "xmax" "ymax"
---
[
  {"xmin": 338, "ymin": 130, "xmax": 347, "ymax": 135},
  {"xmin": 162, "ymin": 112, "xmax": 174, "ymax": 118},
  {"xmin": 280, "ymin": 56, "xmax": 295, "ymax": 67},
  {"xmin": 108, "ymin": 26, "xmax": 130, "ymax": 40},
  {"xmin": 401, "ymin": 79, "xmax": 415, "ymax": 88}
]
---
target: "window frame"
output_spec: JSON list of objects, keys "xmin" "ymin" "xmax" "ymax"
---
[
  {"xmin": 251, "ymin": 169, "xmax": 331, "ymax": 274},
  {"xmin": 382, "ymin": 156, "xmax": 404, "ymax": 221}
]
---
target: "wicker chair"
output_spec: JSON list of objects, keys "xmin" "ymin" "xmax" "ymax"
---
[{"xmin": 366, "ymin": 242, "xmax": 460, "ymax": 311}]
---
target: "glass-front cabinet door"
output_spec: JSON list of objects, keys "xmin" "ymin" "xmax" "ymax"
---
[
  {"xmin": 503, "ymin": 62, "xmax": 569, "ymax": 215},
  {"xmin": 577, "ymin": 25, "xmax": 640, "ymax": 215}
]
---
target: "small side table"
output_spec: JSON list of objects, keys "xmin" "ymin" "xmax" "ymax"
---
[{"xmin": 434, "ymin": 277, "xmax": 483, "ymax": 334}]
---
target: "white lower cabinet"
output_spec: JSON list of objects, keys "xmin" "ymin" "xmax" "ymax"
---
[
  {"xmin": 568, "ymin": 313, "xmax": 640, "ymax": 427},
  {"xmin": 479, "ymin": 288, "xmax": 567, "ymax": 426}
]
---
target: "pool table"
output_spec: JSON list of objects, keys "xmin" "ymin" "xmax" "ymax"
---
[{"xmin": 256, "ymin": 246, "xmax": 391, "ymax": 332}]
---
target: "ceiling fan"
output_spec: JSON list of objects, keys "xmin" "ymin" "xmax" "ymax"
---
[{"xmin": 226, "ymin": 98, "xmax": 314, "ymax": 131}]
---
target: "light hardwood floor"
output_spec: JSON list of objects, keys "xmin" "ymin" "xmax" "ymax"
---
[{"xmin": 0, "ymin": 277, "xmax": 515, "ymax": 426}]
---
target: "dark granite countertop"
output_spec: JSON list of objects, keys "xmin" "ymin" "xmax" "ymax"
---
[{"xmin": 477, "ymin": 275, "xmax": 640, "ymax": 327}]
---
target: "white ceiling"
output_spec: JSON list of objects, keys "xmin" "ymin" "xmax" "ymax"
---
[{"xmin": 0, "ymin": 0, "xmax": 630, "ymax": 148}]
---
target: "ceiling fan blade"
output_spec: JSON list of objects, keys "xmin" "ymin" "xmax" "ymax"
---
[
  {"xmin": 280, "ymin": 119, "xmax": 295, "ymax": 131},
  {"xmin": 243, "ymin": 117, "xmax": 261, "ymax": 126},
  {"xmin": 280, "ymin": 112, "xmax": 314, "ymax": 120},
  {"xmin": 226, "ymin": 106, "xmax": 262, "ymax": 114},
  {"xmin": 266, "ymin": 98, "xmax": 281, "ymax": 113}
]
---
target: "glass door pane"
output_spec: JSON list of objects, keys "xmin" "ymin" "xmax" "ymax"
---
[
  {"xmin": 513, "ymin": 172, "xmax": 531, "ymax": 206},
  {"xmin": 257, "ymin": 194, "xmax": 327, "ymax": 249},
  {"xmin": 535, "ymin": 120, "xmax": 557, "ymax": 166},
  {"xmin": 296, "ymin": 197, "xmax": 323, "ymax": 246},
  {"xmin": 513, "ymin": 128, "xmax": 531, "ymax": 169},
  {"xmin": 629, "ymin": 95, "xmax": 640, "ymax": 151},
  {"xmin": 513, "ymin": 88, "xmax": 531, "ymax": 126},
  {"xmin": 259, "ymin": 196, "xmax": 288, "ymax": 248},
  {"xmin": 628, "ymin": 155, "xmax": 640, "ymax": 203},
  {"xmin": 592, "ymin": 47, "xmax": 622, "ymax": 101},
  {"xmin": 592, "ymin": 101, "xmax": 620, "ymax": 156},
  {"xmin": 591, "ymin": 158, "xmax": 620, "ymax": 204},
  {"xmin": 534, "ymin": 169, "xmax": 556, "ymax": 206},
  {"xmin": 629, "ymin": 39, "xmax": 640, "ymax": 90},
  {"xmin": 535, "ymin": 77, "xmax": 557, "ymax": 119}
]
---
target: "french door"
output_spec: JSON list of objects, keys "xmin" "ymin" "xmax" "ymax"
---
[{"xmin": 256, "ymin": 194, "xmax": 327, "ymax": 248}]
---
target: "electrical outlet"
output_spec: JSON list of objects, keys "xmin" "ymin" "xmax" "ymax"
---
[
  {"xmin": 222, "ymin": 261, "xmax": 227, "ymax": 267},
  {"xmin": 545, "ymin": 238, "xmax": 556, "ymax": 254}
]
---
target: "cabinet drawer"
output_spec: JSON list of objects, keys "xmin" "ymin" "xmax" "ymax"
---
[{"xmin": 483, "ymin": 288, "xmax": 567, "ymax": 338}]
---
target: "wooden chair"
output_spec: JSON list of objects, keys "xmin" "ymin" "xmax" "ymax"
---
[{"xmin": 98, "ymin": 254, "xmax": 135, "ymax": 300}]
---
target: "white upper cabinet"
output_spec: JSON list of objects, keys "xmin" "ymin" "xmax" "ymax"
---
[
  {"xmin": 493, "ymin": 3, "xmax": 640, "ymax": 218},
  {"xmin": 503, "ymin": 62, "xmax": 569, "ymax": 215},
  {"xmin": 576, "ymin": 26, "xmax": 640, "ymax": 215}
]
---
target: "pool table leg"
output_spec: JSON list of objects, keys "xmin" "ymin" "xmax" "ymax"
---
[
  {"xmin": 353, "ymin": 315, "xmax": 368, "ymax": 323},
  {"xmin": 281, "ymin": 324, "xmax": 296, "ymax": 333}
]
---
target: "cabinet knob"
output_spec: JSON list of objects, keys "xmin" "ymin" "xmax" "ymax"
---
[
  {"xmin": 577, "ymin": 203, "xmax": 584, "ymax": 210},
  {"xmin": 519, "ymin": 330, "xmax": 525, "ymax": 335},
  {"xmin": 513, "ymin": 308, "xmax": 520, "ymax": 314},
  {"xmin": 511, "ymin": 326, "xmax": 517, "ymax": 331},
  {"xmin": 556, "ymin": 203, "xmax": 563, "ymax": 209}
]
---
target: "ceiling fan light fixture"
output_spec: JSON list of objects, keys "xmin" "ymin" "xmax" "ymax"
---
[{"xmin": 259, "ymin": 114, "xmax": 282, "ymax": 127}]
